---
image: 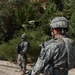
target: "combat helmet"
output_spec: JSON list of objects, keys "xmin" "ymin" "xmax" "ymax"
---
[
  {"xmin": 50, "ymin": 17, "xmax": 69, "ymax": 30},
  {"xmin": 21, "ymin": 34, "xmax": 26, "ymax": 39}
]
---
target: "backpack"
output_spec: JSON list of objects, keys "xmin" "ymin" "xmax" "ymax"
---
[{"xmin": 63, "ymin": 38, "xmax": 75, "ymax": 70}]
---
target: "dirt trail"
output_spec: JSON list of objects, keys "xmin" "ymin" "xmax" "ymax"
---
[{"xmin": 0, "ymin": 60, "xmax": 75, "ymax": 75}]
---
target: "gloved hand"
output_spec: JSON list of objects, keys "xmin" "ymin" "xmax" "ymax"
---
[
  {"xmin": 20, "ymin": 51, "xmax": 24, "ymax": 55},
  {"xmin": 28, "ymin": 70, "xmax": 32, "ymax": 75},
  {"xmin": 28, "ymin": 70, "xmax": 36, "ymax": 75}
]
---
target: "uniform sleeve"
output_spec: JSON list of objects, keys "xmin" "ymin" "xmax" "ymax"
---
[{"xmin": 31, "ymin": 43, "xmax": 57, "ymax": 75}]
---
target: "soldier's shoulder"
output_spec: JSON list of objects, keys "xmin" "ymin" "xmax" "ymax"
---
[
  {"xmin": 24, "ymin": 41, "xmax": 30, "ymax": 46},
  {"xmin": 43, "ymin": 39, "xmax": 59, "ymax": 49},
  {"xmin": 43, "ymin": 39, "xmax": 54, "ymax": 47},
  {"xmin": 64, "ymin": 37, "xmax": 74, "ymax": 44},
  {"xmin": 39, "ymin": 39, "xmax": 53, "ymax": 48},
  {"xmin": 24, "ymin": 41, "xmax": 28, "ymax": 43}
]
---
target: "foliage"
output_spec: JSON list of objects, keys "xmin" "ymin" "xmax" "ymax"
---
[
  {"xmin": 0, "ymin": 0, "xmax": 75, "ymax": 62},
  {"xmin": 0, "ymin": 37, "xmax": 20, "ymax": 61},
  {"xmin": 0, "ymin": 30, "xmax": 24, "ymax": 61},
  {"xmin": 66, "ymin": 11, "xmax": 75, "ymax": 39},
  {"xmin": 0, "ymin": 0, "xmax": 17, "ymax": 42},
  {"xmin": 14, "ymin": 1, "xmax": 41, "ymax": 30},
  {"xmin": 21, "ymin": 28, "xmax": 48, "ymax": 62},
  {"xmin": 0, "ymin": 29, "xmax": 48, "ymax": 62}
]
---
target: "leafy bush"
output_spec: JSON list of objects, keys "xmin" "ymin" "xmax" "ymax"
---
[
  {"xmin": 66, "ymin": 11, "xmax": 75, "ymax": 39},
  {"xmin": 23, "ymin": 28, "xmax": 48, "ymax": 62},
  {"xmin": 0, "ymin": 36, "xmax": 20, "ymax": 61},
  {"xmin": 0, "ymin": 0, "xmax": 17, "ymax": 42},
  {"xmin": 0, "ymin": 28, "xmax": 49, "ymax": 62},
  {"xmin": 1, "ymin": 0, "xmax": 75, "ymax": 62}
]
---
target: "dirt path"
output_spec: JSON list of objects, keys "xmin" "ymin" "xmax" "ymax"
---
[
  {"xmin": 68, "ymin": 69, "xmax": 75, "ymax": 75},
  {"xmin": 0, "ymin": 70, "xmax": 8, "ymax": 75},
  {"xmin": 0, "ymin": 65, "xmax": 22, "ymax": 75},
  {"xmin": 0, "ymin": 60, "xmax": 75, "ymax": 75},
  {"xmin": 0, "ymin": 60, "xmax": 32, "ymax": 75},
  {"xmin": 0, "ymin": 65, "xmax": 75, "ymax": 75},
  {"xmin": 0, "ymin": 64, "xmax": 33, "ymax": 75}
]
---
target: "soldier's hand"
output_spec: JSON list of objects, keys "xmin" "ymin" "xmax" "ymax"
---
[
  {"xmin": 20, "ymin": 51, "xmax": 24, "ymax": 55},
  {"xmin": 27, "ymin": 70, "xmax": 38, "ymax": 75},
  {"xmin": 27, "ymin": 70, "xmax": 32, "ymax": 75}
]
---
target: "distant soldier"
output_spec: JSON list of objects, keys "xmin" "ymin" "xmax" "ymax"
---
[
  {"xmin": 28, "ymin": 17, "xmax": 75, "ymax": 75},
  {"xmin": 16, "ymin": 34, "xmax": 30, "ymax": 75}
]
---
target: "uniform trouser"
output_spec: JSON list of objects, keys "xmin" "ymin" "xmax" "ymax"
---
[
  {"xmin": 43, "ymin": 67, "xmax": 68, "ymax": 75},
  {"xmin": 53, "ymin": 69, "xmax": 68, "ymax": 75},
  {"xmin": 17, "ymin": 54, "xmax": 27, "ymax": 74}
]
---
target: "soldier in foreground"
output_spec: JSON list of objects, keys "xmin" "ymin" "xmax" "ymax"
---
[
  {"xmin": 16, "ymin": 34, "xmax": 30, "ymax": 75},
  {"xmin": 28, "ymin": 17, "xmax": 75, "ymax": 75}
]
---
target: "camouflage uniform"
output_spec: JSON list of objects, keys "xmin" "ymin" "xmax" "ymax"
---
[
  {"xmin": 30, "ymin": 17, "xmax": 75, "ymax": 75},
  {"xmin": 16, "ymin": 34, "xmax": 30, "ymax": 75},
  {"xmin": 31, "ymin": 36, "xmax": 68, "ymax": 75}
]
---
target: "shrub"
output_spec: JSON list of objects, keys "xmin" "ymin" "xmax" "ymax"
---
[
  {"xmin": 0, "ymin": 36, "xmax": 20, "ymax": 61},
  {"xmin": 0, "ymin": 28, "xmax": 49, "ymax": 62}
]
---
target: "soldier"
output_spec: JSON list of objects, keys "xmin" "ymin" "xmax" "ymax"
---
[
  {"xmin": 28, "ymin": 17, "xmax": 75, "ymax": 75},
  {"xmin": 16, "ymin": 34, "xmax": 30, "ymax": 75}
]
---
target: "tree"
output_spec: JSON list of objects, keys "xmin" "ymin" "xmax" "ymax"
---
[{"xmin": 0, "ymin": 0, "xmax": 16, "ymax": 42}]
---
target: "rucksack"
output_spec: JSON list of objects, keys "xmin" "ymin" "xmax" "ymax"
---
[{"xmin": 63, "ymin": 38, "xmax": 75, "ymax": 70}]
